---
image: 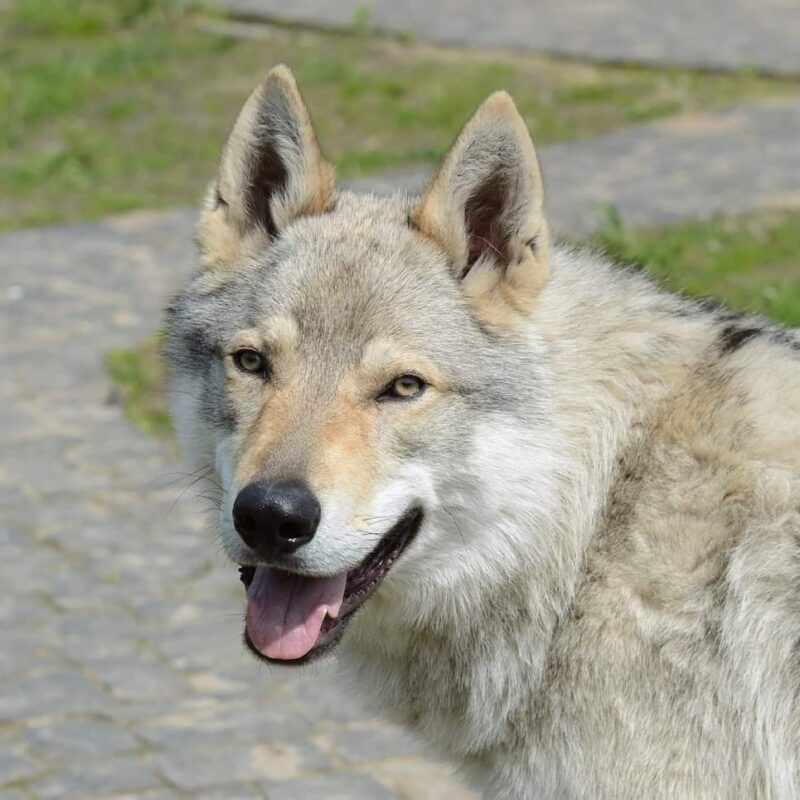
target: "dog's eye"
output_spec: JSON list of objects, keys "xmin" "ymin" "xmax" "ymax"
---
[
  {"xmin": 232, "ymin": 348, "xmax": 267, "ymax": 376},
  {"xmin": 379, "ymin": 375, "xmax": 426, "ymax": 402}
]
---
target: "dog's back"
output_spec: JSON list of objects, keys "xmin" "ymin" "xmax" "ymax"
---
[{"xmin": 536, "ymin": 304, "xmax": 800, "ymax": 798}]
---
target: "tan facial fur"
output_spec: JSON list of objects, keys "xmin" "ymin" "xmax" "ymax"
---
[{"xmin": 222, "ymin": 322, "xmax": 444, "ymax": 573}]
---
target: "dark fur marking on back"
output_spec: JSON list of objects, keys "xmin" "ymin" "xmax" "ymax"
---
[
  {"xmin": 672, "ymin": 296, "xmax": 745, "ymax": 322},
  {"xmin": 719, "ymin": 324, "xmax": 763, "ymax": 354},
  {"xmin": 773, "ymin": 330, "xmax": 800, "ymax": 352}
]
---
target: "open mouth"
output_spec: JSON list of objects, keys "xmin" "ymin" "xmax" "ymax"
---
[{"xmin": 239, "ymin": 507, "xmax": 423, "ymax": 665}]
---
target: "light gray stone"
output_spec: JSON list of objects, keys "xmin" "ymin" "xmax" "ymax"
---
[
  {"xmin": 154, "ymin": 740, "xmax": 328, "ymax": 789},
  {"xmin": 0, "ymin": 790, "xmax": 33, "ymax": 800},
  {"xmin": 24, "ymin": 718, "xmax": 139, "ymax": 758},
  {"xmin": 0, "ymin": 671, "xmax": 109, "ymax": 721},
  {"xmin": 89, "ymin": 657, "xmax": 187, "ymax": 702},
  {"xmin": 216, "ymin": 0, "xmax": 800, "ymax": 75},
  {"xmin": 331, "ymin": 725, "xmax": 424, "ymax": 764},
  {"xmin": 29, "ymin": 755, "xmax": 160, "ymax": 800},
  {"xmin": 137, "ymin": 697, "xmax": 314, "ymax": 748},
  {"xmin": 195, "ymin": 786, "xmax": 267, "ymax": 800},
  {"xmin": 0, "ymin": 748, "xmax": 46, "ymax": 785},
  {"xmin": 115, "ymin": 791, "xmax": 182, "ymax": 800},
  {"xmin": 263, "ymin": 771, "xmax": 397, "ymax": 800}
]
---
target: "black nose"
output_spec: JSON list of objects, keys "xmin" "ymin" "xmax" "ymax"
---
[{"xmin": 232, "ymin": 480, "xmax": 320, "ymax": 558}]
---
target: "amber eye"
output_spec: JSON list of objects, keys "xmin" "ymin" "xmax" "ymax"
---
[
  {"xmin": 232, "ymin": 348, "xmax": 267, "ymax": 376},
  {"xmin": 380, "ymin": 374, "xmax": 426, "ymax": 402}
]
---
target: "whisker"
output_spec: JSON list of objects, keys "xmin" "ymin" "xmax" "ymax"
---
[
  {"xmin": 166, "ymin": 468, "xmax": 219, "ymax": 517},
  {"xmin": 474, "ymin": 234, "xmax": 503, "ymax": 259},
  {"xmin": 353, "ymin": 529, "xmax": 383, "ymax": 539},
  {"xmin": 150, "ymin": 463, "xmax": 215, "ymax": 490},
  {"xmin": 443, "ymin": 507, "xmax": 468, "ymax": 548}
]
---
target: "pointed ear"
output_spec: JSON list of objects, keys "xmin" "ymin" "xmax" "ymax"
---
[
  {"xmin": 410, "ymin": 92, "xmax": 549, "ymax": 321},
  {"xmin": 197, "ymin": 65, "xmax": 336, "ymax": 270}
]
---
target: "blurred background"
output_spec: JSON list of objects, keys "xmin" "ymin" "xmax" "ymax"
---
[{"xmin": 1, "ymin": 1, "xmax": 798, "ymax": 798}]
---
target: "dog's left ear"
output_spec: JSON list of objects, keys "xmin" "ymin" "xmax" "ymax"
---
[
  {"xmin": 411, "ymin": 91, "xmax": 549, "ymax": 322},
  {"xmin": 197, "ymin": 64, "xmax": 335, "ymax": 271}
]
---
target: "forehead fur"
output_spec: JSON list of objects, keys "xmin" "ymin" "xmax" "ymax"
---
[
  {"xmin": 180, "ymin": 192, "xmax": 480, "ymax": 361},
  {"xmin": 264, "ymin": 191, "xmax": 456, "ymax": 324}
]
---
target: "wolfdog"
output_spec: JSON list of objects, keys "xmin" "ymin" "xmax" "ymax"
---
[{"xmin": 166, "ymin": 65, "xmax": 800, "ymax": 798}]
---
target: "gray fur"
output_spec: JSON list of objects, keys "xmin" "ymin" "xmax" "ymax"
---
[{"xmin": 166, "ymin": 67, "xmax": 800, "ymax": 799}]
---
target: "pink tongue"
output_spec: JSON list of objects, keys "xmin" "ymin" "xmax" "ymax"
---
[{"xmin": 245, "ymin": 566, "xmax": 347, "ymax": 660}]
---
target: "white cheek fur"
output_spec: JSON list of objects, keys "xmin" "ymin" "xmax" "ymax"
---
[{"xmin": 215, "ymin": 437, "xmax": 235, "ymax": 488}]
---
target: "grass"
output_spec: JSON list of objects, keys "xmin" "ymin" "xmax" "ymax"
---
[
  {"xmin": 111, "ymin": 209, "xmax": 800, "ymax": 434},
  {"xmin": 2, "ymin": 0, "xmax": 798, "ymax": 229},
  {"xmin": 594, "ymin": 208, "xmax": 800, "ymax": 328},
  {"xmin": 106, "ymin": 336, "xmax": 172, "ymax": 436}
]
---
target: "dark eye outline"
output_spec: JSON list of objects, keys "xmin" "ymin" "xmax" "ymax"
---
[
  {"xmin": 232, "ymin": 348, "xmax": 269, "ymax": 377},
  {"xmin": 377, "ymin": 374, "xmax": 427, "ymax": 403}
]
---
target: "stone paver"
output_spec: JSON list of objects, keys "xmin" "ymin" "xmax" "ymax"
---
[
  {"xmin": 2, "ymin": 95, "xmax": 800, "ymax": 797},
  {"xmin": 217, "ymin": 0, "xmax": 800, "ymax": 75},
  {"xmin": 29, "ymin": 755, "xmax": 163, "ymax": 800},
  {"xmin": 263, "ymin": 771, "xmax": 398, "ymax": 800}
]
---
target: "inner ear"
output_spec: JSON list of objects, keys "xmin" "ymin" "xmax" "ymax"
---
[
  {"xmin": 247, "ymin": 138, "xmax": 289, "ymax": 239},
  {"xmin": 464, "ymin": 172, "xmax": 512, "ymax": 276}
]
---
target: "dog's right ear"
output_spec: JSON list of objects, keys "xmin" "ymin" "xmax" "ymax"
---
[{"xmin": 197, "ymin": 65, "xmax": 335, "ymax": 271}]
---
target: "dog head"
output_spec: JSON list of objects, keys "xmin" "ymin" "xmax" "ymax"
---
[{"xmin": 166, "ymin": 65, "xmax": 558, "ymax": 664}]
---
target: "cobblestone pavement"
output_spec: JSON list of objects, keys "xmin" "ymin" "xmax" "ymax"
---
[
  {"xmin": 218, "ymin": 0, "xmax": 800, "ymax": 75},
  {"xmin": 2, "ymin": 95, "xmax": 800, "ymax": 798}
]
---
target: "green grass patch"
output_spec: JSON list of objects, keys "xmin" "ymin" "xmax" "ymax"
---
[
  {"xmin": 2, "ymin": 0, "xmax": 797, "ymax": 229},
  {"xmin": 106, "ymin": 336, "xmax": 172, "ymax": 436},
  {"xmin": 594, "ymin": 208, "xmax": 800, "ymax": 327},
  {"xmin": 111, "ymin": 209, "xmax": 799, "ymax": 434}
]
